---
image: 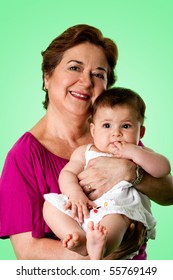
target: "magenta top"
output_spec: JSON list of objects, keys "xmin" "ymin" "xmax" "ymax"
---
[{"xmin": 0, "ymin": 132, "xmax": 146, "ymax": 259}]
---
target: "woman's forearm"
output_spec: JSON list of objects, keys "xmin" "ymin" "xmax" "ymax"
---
[
  {"xmin": 10, "ymin": 232, "xmax": 88, "ymax": 260},
  {"xmin": 135, "ymin": 173, "xmax": 173, "ymax": 205}
]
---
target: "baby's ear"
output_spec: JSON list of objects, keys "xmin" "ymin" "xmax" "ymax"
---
[
  {"xmin": 140, "ymin": 125, "xmax": 145, "ymax": 139},
  {"xmin": 90, "ymin": 122, "xmax": 95, "ymax": 138}
]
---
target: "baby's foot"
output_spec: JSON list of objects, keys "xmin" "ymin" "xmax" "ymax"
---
[
  {"xmin": 86, "ymin": 221, "xmax": 108, "ymax": 260},
  {"xmin": 62, "ymin": 232, "xmax": 87, "ymax": 256}
]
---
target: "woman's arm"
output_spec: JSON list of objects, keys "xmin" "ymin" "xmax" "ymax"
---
[
  {"xmin": 135, "ymin": 172, "xmax": 173, "ymax": 205},
  {"xmin": 11, "ymin": 226, "xmax": 144, "ymax": 260},
  {"xmin": 10, "ymin": 232, "xmax": 88, "ymax": 260},
  {"xmin": 78, "ymin": 157, "xmax": 173, "ymax": 205}
]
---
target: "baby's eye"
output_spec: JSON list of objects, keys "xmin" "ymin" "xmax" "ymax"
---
[
  {"xmin": 103, "ymin": 123, "xmax": 110, "ymax": 128},
  {"xmin": 122, "ymin": 124, "xmax": 131, "ymax": 129}
]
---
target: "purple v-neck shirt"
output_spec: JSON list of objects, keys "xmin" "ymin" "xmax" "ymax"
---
[{"xmin": 0, "ymin": 132, "xmax": 146, "ymax": 259}]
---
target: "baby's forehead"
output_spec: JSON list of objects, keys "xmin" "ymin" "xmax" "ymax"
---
[
  {"xmin": 96, "ymin": 103, "xmax": 136, "ymax": 113},
  {"xmin": 94, "ymin": 104, "xmax": 144, "ymax": 122}
]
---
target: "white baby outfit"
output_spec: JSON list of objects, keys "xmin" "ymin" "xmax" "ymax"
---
[{"xmin": 44, "ymin": 144, "xmax": 156, "ymax": 241}]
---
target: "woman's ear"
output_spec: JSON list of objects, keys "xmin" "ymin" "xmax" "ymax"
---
[
  {"xmin": 140, "ymin": 125, "xmax": 145, "ymax": 139},
  {"xmin": 44, "ymin": 73, "xmax": 49, "ymax": 90}
]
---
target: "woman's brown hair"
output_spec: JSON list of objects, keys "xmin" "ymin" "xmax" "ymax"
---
[{"xmin": 41, "ymin": 24, "xmax": 118, "ymax": 109}]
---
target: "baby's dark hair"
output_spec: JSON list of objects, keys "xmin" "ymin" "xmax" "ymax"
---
[{"xmin": 92, "ymin": 87, "xmax": 146, "ymax": 123}]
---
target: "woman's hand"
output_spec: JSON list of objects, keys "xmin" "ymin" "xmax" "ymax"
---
[{"xmin": 78, "ymin": 156, "xmax": 136, "ymax": 200}]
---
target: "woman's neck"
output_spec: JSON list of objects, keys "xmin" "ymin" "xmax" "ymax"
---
[
  {"xmin": 30, "ymin": 110, "xmax": 92, "ymax": 158},
  {"xmin": 47, "ymin": 109, "xmax": 90, "ymax": 140}
]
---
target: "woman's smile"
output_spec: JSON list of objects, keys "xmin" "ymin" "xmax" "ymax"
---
[{"xmin": 69, "ymin": 90, "xmax": 91, "ymax": 101}]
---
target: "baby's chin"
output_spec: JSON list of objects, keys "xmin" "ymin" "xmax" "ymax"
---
[
  {"xmin": 109, "ymin": 142, "xmax": 120, "ymax": 150},
  {"xmin": 107, "ymin": 147, "xmax": 119, "ymax": 156}
]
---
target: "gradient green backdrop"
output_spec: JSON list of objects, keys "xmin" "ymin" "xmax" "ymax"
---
[{"xmin": 0, "ymin": 0, "xmax": 172, "ymax": 260}]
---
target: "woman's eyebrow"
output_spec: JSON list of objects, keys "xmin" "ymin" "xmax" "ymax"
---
[
  {"xmin": 97, "ymin": 67, "xmax": 107, "ymax": 73},
  {"xmin": 67, "ymin": 59, "xmax": 83, "ymax": 64}
]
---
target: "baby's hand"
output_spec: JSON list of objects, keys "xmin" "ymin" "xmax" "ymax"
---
[
  {"xmin": 64, "ymin": 191, "xmax": 95, "ymax": 223},
  {"xmin": 112, "ymin": 141, "xmax": 134, "ymax": 159}
]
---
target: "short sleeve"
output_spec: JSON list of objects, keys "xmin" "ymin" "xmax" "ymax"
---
[
  {"xmin": 0, "ymin": 133, "xmax": 65, "ymax": 238},
  {"xmin": 0, "ymin": 148, "xmax": 34, "ymax": 237}
]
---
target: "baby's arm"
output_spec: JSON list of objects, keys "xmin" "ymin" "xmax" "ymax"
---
[
  {"xmin": 113, "ymin": 142, "xmax": 171, "ymax": 178},
  {"xmin": 59, "ymin": 145, "xmax": 95, "ymax": 222}
]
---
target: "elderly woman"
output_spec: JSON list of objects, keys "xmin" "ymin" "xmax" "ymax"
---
[{"xmin": 0, "ymin": 24, "xmax": 172, "ymax": 260}]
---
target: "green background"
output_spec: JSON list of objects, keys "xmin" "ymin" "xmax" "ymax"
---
[{"xmin": 0, "ymin": 0, "xmax": 172, "ymax": 260}]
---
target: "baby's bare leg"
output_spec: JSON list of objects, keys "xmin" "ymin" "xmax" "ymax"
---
[
  {"xmin": 86, "ymin": 221, "xmax": 108, "ymax": 260},
  {"xmin": 43, "ymin": 201, "xmax": 87, "ymax": 256},
  {"xmin": 100, "ymin": 213, "xmax": 130, "ymax": 257}
]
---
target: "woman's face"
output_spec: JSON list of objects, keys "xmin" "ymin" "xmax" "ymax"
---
[{"xmin": 44, "ymin": 42, "xmax": 108, "ymax": 117}]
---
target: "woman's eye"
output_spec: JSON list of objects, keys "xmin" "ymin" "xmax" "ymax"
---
[
  {"xmin": 103, "ymin": 123, "xmax": 110, "ymax": 128},
  {"xmin": 93, "ymin": 73, "xmax": 105, "ymax": 79},
  {"xmin": 69, "ymin": 66, "xmax": 80, "ymax": 71}
]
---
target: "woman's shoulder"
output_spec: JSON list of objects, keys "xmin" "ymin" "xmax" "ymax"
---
[
  {"xmin": 8, "ymin": 132, "xmax": 68, "ymax": 164},
  {"xmin": 3, "ymin": 132, "xmax": 68, "ymax": 176},
  {"xmin": 3, "ymin": 132, "xmax": 39, "ymax": 168},
  {"xmin": 6, "ymin": 132, "xmax": 56, "ymax": 165},
  {"xmin": 9, "ymin": 132, "xmax": 41, "ymax": 155}
]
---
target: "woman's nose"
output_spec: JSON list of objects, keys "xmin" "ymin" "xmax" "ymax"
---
[{"xmin": 79, "ymin": 72, "xmax": 94, "ymax": 88}]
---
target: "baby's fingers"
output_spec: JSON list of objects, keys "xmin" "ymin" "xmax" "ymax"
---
[
  {"xmin": 87, "ymin": 200, "xmax": 96, "ymax": 210},
  {"xmin": 71, "ymin": 204, "xmax": 78, "ymax": 219},
  {"xmin": 82, "ymin": 201, "xmax": 95, "ymax": 220},
  {"xmin": 77, "ymin": 204, "xmax": 85, "ymax": 223},
  {"xmin": 64, "ymin": 201, "xmax": 72, "ymax": 210}
]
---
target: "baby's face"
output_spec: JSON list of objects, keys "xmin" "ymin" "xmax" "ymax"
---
[{"xmin": 90, "ymin": 105, "xmax": 143, "ymax": 154}]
